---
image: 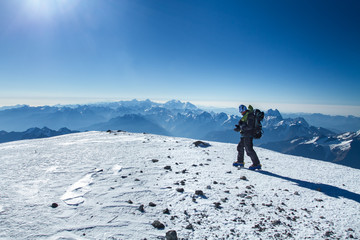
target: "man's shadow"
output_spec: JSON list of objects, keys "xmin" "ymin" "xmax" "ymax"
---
[{"xmin": 256, "ymin": 170, "xmax": 360, "ymax": 204}]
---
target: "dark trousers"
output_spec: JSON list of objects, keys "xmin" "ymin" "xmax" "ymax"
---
[{"xmin": 237, "ymin": 137, "xmax": 260, "ymax": 166}]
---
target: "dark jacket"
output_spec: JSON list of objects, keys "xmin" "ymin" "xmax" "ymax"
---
[{"xmin": 238, "ymin": 109, "xmax": 255, "ymax": 137}]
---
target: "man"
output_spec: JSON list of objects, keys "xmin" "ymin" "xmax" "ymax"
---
[{"xmin": 233, "ymin": 104, "xmax": 261, "ymax": 170}]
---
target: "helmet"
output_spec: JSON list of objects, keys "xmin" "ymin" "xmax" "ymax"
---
[{"xmin": 239, "ymin": 104, "xmax": 247, "ymax": 113}]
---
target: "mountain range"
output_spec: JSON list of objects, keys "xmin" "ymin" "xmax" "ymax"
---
[
  {"xmin": 282, "ymin": 113, "xmax": 360, "ymax": 133},
  {"xmin": 0, "ymin": 127, "xmax": 77, "ymax": 144},
  {"xmin": 0, "ymin": 99, "xmax": 358, "ymax": 169}
]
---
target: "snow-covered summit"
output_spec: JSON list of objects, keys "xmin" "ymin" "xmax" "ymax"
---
[
  {"xmin": 162, "ymin": 100, "xmax": 198, "ymax": 110},
  {"xmin": 0, "ymin": 131, "xmax": 359, "ymax": 239}
]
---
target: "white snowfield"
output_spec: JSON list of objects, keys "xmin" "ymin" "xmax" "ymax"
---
[{"xmin": 0, "ymin": 131, "xmax": 359, "ymax": 240}]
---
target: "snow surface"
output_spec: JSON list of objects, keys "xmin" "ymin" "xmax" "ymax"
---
[{"xmin": 0, "ymin": 131, "xmax": 359, "ymax": 239}]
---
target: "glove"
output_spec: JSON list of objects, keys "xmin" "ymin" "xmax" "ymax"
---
[{"xmin": 234, "ymin": 125, "xmax": 240, "ymax": 132}]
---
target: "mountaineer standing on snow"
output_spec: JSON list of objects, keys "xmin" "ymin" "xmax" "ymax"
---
[{"xmin": 233, "ymin": 104, "xmax": 261, "ymax": 170}]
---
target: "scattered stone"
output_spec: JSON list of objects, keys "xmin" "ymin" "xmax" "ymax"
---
[
  {"xmin": 166, "ymin": 230, "xmax": 178, "ymax": 240},
  {"xmin": 224, "ymin": 190, "xmax": 230, "ymax": 194},
  {"xmin": 193, "ymin": 141, "xmax": 211, "ymax": 148},
  {"xmin": 272, "ymin": 220, "xmax": 281, "ymax": 226},
  {"xmin": 195, "ymin": 190, "xmax": 204, "ymax": 196},
  {"xmin": 240, "ymin": 176, "xmax": 248, "ymax": 181},
  {"xmin": 277, "ymin": 207, "xmax": 285, "ymax": 212},
  {"xmin": 134, "ymin": 178, "xmax": 140, "ymax": 181},
  {"xmin": 176, "ymin": 188, "xmax": 184, "ymax": 193},
  {"xmin": 138, "ymin": 205, "xmax": 145, "ymax": 212},
  {"xmin": 127, "ymin": 200, "xmax": 133, "ymax": 204},
  {"xmin": 180, "ymin": 180, "xmax": 186, "ymax": 186},
  {"xmin": 164, "ymin": 166, "xmax": 172, "ymax": 171},
  {"xmin": 51, "ymin": 203, "xmax": 58, "ymax": 208},
  {"xmin": 185, "ymin": 223, "xmax": 194, "ymax": 230},
  {"xmin": 325, "ymin": 231, "xmax": 334, "ymax": 237},
  {"xmin": 163, "ymin": 208, "xmax": 170, "ymax": 214},
  {"xmin": 294, "ymin": 191, "xmax": 300, "ymax": 196},
  {"xmin": 121, "ymin": 176, "xmax": 127, "ymax": 179},
  {"xmin": 206, "ymin": 185, "xmax": 212, "ymax": 189},
  {"xmin": 253, "ymin": 224, "xmax": 266, "ymax": 232},
  {"xmin": 237, "ymin": 193, "xmax": 247, "ymax": 198},
  {"xmin": 301, "ymin": 208, "xmax": 311, "ymax": 214},
  {"xmin": 149, "ymin": 202, "xmax": 157, "ymax": 207},
  {"xmin": 152, "ymin": 220, "xmax": 165, "ymax": 230},
  {"xmin": 315, "ymin": 198, "xmax": 323, "ymax": 202},
  {"xmin": 214, "ymin": 202, "xmax": 222, "ymax": 209},
  {"xmin": 152, "ymin": 159, "xmax": 159, "ymax": 163},
  {"xmin": 221, "ymin": 198, "xmax": 228, "ymax": 202},
  {"xmin": 213, "ymin": 181, "xmax": 218, "ymax": 184}
]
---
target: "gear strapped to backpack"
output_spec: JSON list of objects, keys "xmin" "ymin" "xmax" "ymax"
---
[{"xmin": 253, "ymin": 109, "xmax": 265, "ymax": 139}]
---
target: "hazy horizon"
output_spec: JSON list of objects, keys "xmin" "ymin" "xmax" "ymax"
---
[{"xmin": 1, "ymin": 97, "xmax": 359, "ymax": 117}]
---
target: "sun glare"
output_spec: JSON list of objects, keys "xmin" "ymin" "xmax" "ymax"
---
[{"xmin": 24, "ymin": 0, "xmax": 78, "ymax": 19}]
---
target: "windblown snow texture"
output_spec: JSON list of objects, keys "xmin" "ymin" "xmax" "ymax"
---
[{"xmin": 0, "ymin": 132, "xmax": 359, "ymax": 239}]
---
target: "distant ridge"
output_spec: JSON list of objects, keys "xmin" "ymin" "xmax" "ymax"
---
[{"xmin": 0, "ymin": 127, "xmax": 77, "ymax": 144}]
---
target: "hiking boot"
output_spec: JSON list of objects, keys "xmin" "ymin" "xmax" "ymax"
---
[
  {"xmin": 233, "ymin": 162, "xmax": 244, "ymax": 167},
  {"xmin": 248, "ymin": 164, "xmax": 261, "ymax": 170}
]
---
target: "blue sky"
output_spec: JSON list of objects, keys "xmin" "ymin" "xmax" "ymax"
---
[{"xmin": 0, "ymin": 0, "xmax": 359, "ymax": 116}]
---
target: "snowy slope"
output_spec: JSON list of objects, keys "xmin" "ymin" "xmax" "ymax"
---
[{"xmin": 0, "ymin": 131, "xmax": 359, "ymax": 239}]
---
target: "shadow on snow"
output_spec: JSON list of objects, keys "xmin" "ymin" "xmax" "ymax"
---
[{"xmin": 256, "ymin": 170, "xmax": 360, "ymax": 204}]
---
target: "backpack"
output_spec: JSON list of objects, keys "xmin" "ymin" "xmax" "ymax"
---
[{"xmin": 253, "ymin": 109, "xmax": 265, "ymax": 139}]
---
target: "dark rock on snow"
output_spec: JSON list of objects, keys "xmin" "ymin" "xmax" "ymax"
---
[
  {"xmin": 193, "ymin": 141, "xmax": 211, "ymax": 148},
  {"xmin": 138, "ymin": 205, "xmax": 145, "ymax": 212},
  {"xmin": 152, "ymin": 220, "xmax": 165, "ymax": 229},
  {"xmin": 51, "ymin": 203, "xmax": 58, "ymax": 208},
  {"xmin": 166, "ymin": 230, "xmax": 178, "ymax": 240}
]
